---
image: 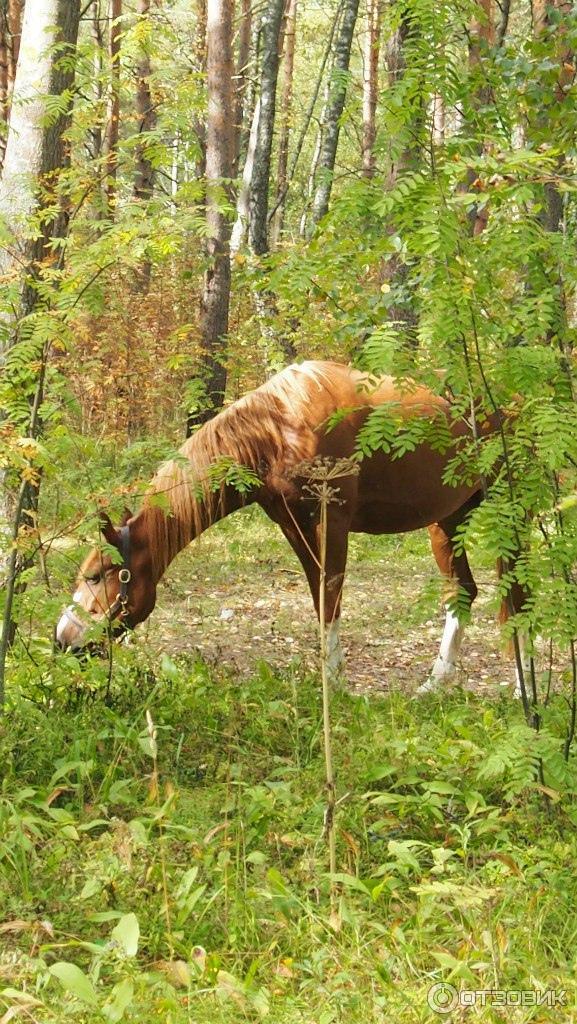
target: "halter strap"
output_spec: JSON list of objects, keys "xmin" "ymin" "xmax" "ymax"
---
[
  {"xmin": 118, "ymin": 525, "xmax": 131, "ymax": 605},
  {"xmin": 107, "ymin": 524, "xmax": 132, "ymax": 623}
]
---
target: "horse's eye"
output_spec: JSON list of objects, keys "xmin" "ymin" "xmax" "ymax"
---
[{"xmin": 84, "ymin": 573, "xmax": 100, "ymax": 584}]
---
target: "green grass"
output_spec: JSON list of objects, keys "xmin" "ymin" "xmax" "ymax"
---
[{"xmin": 2, "ymin": 645, "xmax": 577, "ymax": 1023}]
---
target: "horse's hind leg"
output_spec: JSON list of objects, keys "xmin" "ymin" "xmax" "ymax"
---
[{"xmin": 417, "ymin": 494, "xmax": 481, "ymax": 694}]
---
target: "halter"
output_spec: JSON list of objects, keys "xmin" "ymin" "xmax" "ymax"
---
[
  {"xmin": 108, "ymin": 524, "xmax": 132, "ymax": 623},
  {"xmin": 57, "ymin": 524, "xmax": 132, "ymax": 646}
]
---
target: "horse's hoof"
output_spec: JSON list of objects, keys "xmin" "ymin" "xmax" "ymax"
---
[
  {"xmin": 415, "ymin": 661, "xmax": 457, "ymax": 695},
  {"xmin": 415, "ymin": 677, "xmax": 441, "ymax": 696}
]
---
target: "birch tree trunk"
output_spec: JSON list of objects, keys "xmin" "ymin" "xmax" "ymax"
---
[
  {"xmin": 248, "ymin": 0, "xmax": 285, "ymax": 256},
  {"xmin": 270, "ymin": 0, "xmax": 297, "ymax": 247},
  {"xmin": 103, "ymin": 0, "xmax": 122, "ymax": 216},
  {"xmin": 0, "ymin": 0, "xmax": 81, "ymax": 634},
  {"xmin": 230, "ymin": 95, "xmax": 259, "ymax": 254},
  {"xmin": 0, "ymin": 0, "xmax": 81, "ymax": 286},
  {"xmin": 187, "ymin": 0, "xmax": 234, "ymax": 433},
  {"xmin": 310, "ymin": 0, "xmax": 359, "ymax": 228},
  {"xmin": 362, "ymin": 0, "xmax": 381, "ymax": 178}
]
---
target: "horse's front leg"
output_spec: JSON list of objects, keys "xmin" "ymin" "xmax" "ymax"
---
[{"xmin": 278, "ymin": 511, "xmax": 349, "ymax": 687}]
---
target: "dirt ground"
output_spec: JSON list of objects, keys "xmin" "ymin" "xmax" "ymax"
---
[{"xmin": 145, "ymin": 509, "xmax": 519, "ymax": 696}]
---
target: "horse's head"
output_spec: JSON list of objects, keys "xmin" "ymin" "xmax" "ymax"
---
[{"xmin": 56, "ymin": 510, "xmax": 157, "ymax": 651}]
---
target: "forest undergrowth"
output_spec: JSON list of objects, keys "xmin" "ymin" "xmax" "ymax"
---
[{"xmin": 2, "ymin": 520, "xmax": 577, "ymax": 1023}]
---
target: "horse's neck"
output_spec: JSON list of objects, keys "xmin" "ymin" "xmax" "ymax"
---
[{"xmin": 136, "ymin": 474, "xmax": 252, "ymax": 583}]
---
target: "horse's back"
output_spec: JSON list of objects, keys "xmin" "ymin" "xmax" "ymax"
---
[{"xmin": 281, "ymin": 361, "xmax": 483, "ymax": 534}]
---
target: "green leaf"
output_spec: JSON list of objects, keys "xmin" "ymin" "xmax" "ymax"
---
[
  {"xmin": 48, "ymin": 962, "xmax": 98, "ymax": 1006},
  {"xmin": 103, "ymin": 978, "xmax": 135, "ymax": 1023},
  {"xmin": 423, "ymin": 780, "xmax": 459, "ymax": 795},
  {"xmin": 329, "ymin": 872, "xmax": 372, "ymax": 895},
  {"xmin": 111, "ymin": 913, "xmax": 140, "ymax": 957}
]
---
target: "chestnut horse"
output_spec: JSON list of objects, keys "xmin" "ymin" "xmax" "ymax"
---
[{"xmin": 56, "ymin": 361, "xmax": 522, "ymax": 691}]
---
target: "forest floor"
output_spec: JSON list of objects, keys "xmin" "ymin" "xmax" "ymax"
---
[
  {"xmin": 4, "ymin": 513, "xmax": 577, "ymax": 1023},
  {"xmin": 150, "ymin": 507, "xmax": 517, "ymax": 696}
]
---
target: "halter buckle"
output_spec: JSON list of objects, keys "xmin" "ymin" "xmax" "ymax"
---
[{"xmin": 118, "ymin": 568, "xmax": 131, "ymax": 585}]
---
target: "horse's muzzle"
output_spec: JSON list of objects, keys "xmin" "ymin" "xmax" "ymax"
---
[
  {"xmin": 55, "ymin": 605, "xmax": 131, "ymax": 654},
  {"xmin": 55, "ymin": 605, "xmax": 88, "ymax": 650}
]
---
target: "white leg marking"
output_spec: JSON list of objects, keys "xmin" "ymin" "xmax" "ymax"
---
[
  {"xmin": 326, "ymin": 619, "xmax": 346, "ymax": 684},
  {"xmin": 513, "ymin": 633, "xmax": 530, "ymax": 700},
  {"xmin": 417, "ymin": 609, "xmax": 465, "ymax": 694}
]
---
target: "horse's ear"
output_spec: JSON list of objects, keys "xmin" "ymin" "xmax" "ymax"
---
[
  {"xmin": 120, "ymin": 507, "xmax": 133, "ymax": 526},
  {"xmin": 99, "ymin": 510, "xmax": 120, "ymax": 548}
]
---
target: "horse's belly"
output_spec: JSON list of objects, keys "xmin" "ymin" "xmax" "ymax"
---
[
  {"xmin": 352, "ymin": 447, "xmax": 480, "ymax": 533},
  {"xmin": 350, "ymin": 502, "xmax": 440, "ymax": 533}
]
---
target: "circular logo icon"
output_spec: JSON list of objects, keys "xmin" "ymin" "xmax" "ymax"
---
[{"xmin": 427, "ymin": 982, "xmax": 458, "ymax": 1014}]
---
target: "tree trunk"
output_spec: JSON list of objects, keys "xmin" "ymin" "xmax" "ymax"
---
[
  {"xmin": 0, "ymin": 0, "xmax": 81, "ymax": 653},
  {"xmin": 248, "ymin": 0, "xmax": 285, "ymax": 256},
  {"xmin": 432, "ymin": 91, "xmax": 445, "ymax": 145},
  {"xmin": 533, "ymin": 0, "xmax": 573, "ymax": 235},
  {"xmin": 133, "ymin": 0, "xmax": 156, "ymax": 289},
  {"xmin": 90, "ymin": 1, "xmax": 104, "ymax": 164},
  {"xmin": 0, "ymin": 0, "xmax": 22, "ymax": 166},
  {"xmin": 0, "ymin": 0, "xmax": 81, "ymax": 281},
  {"xmin": 385, "ymin": 10, "xmax": 421, "ymax": 181},
  {"xmin": 134, "ymin": 0, "xmax": 155, "ymax": 202},
  {"xmin": 6, "ymin": 0, "xmax": 21, "ymax": 75},
  {"xmin": 310, "ymin": 0, "xmax": 360, "ymax": 228},
  {"xmin": 232, "ymin": 0, "xmax": 251, "ymax": 178},
  {"xmin": 300, "ymin": 82, "xmax": 327, "ymax": 237},
  {"xmin": 270, "ymin": 4, "xmax": 339, "ymax": 236},
  {"xmin": 193, "ymin": 0, "xmax": 207, "ymax": 181},
  {"xmin": 246, "ymin": 0, "xmax": 297, "ymax": 365},
  {"xmin": 380, "ymin": 7, "xmax": 419, "ymax": 344},
  {"xmin": 270, "ymin": 0, "xmax": 297, "ymax": 247},
  {"xmin": 531, "ymin": 0, "xmax": 575, "ymax": 352},
  {"xmin": 468, "ymin": 0, "xmax": 494, "ymax": 235},
  {"xmin": 230, "ymin": 94, "xmax": 259, "ymax": 254},
  {"xmin": 103, "ymin": 0, "xmax": 122, "ymax": 216},
  {"xmin": 0, "ymin": 10, "xmax": 9, "ymax": 131},
  {"xmin": 187, "ymin": 0, "xmax": 234, "ymax": 434},
  {"xmin": 362, "ymin": 0, "xmax": 381, "ymax": 178}
]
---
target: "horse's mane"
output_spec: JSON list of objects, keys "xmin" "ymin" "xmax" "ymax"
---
[{"xmin": 141, "ymin": 361, "xmax": 340, "ymax": 578}]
